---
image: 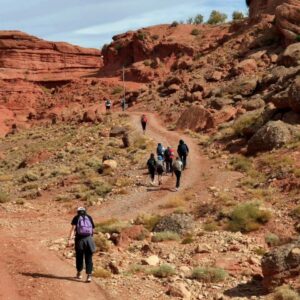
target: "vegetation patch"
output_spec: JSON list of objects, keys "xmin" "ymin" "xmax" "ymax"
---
[
  {"xmin": 269, "ymin": 285, "xmax": 300, "ymax": 300},
  {"xmin": 151, "ymin": 231, "xmax": 180, "ymax": 242},
  {"xmin": 94, "ymin": 234, "xmax": 110, "ymax": 252},
  {"xmin": 227, "ymin": 202, "xmax": 271, "ymax": 233},
  {"xmin": 265, "ymin": 233, "xmax": 280, "ymax": 247},
  {"xmin": 191, "ymin": 29, "xmax": 201, "ymax": 36},
  {"xmin": 134, "ymin": 214, "xmax": 162, "ymax": 231},
  {"xmin": 191, "ymin": 267, "xmax": 228, "ymax": 282},
  {"xmin": 230, "ymin": 155, "xmax": 252, "ymax": 173},
  {"xmin": 147, "ymin": 264, "xmax": 176, "ymax": 278},
  {"xmin": 93, "ymin": 268, "xmax": 111, "ymax": 279},
  {"xmin": 0, "ymin": 190, "xmax": 9, "ymax": 203},
  {"xmin": 95, "ymin": 219, "xmax": 129, "ymax": 234}
]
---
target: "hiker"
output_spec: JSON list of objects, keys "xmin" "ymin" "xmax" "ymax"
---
[
  {"xmin": 164, "ymin": 146, "xmax": 174, "ymax": 174},
  {"xmin": 121, "ymin": 98, "xmax": 126, "ymax": 111},
  {"xmin": 141, "ymin": 114, "xmax": 148, "ymax": 134},
  {"xmin": 68, "ymin": 207, "xmax": 96, "ymax": 283},
  {"xmin": 157, "ymin": 155, "xmax": 165, "ymax": 185},
  {"xmin": 177, "ymin": 139, "xmax": 189, "ymax": 170},
  {"xmin": 156, "ymin": 143, "xmax": 165, "ymax": 157},
  {"xmin": 147, "ymin": 153, "xmax": 157, "ymax": 185},
  {"xmin": 172, "ymin": 156, "xmax": 183, "ymax": 191},
  {"xmin": 105, "ymin": 98, "xmax": 112, "ymax": 112}
]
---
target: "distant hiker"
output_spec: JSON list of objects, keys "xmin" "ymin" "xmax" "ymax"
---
[
  {"xmin": 121, "ymin": 98, "xmax": 126, "ymax": 111},
  {"xmin": 156, "ymin": 155, "xmax": 165, "ymax": 185},
  {"xmin": 172, "ymin": 156, "xmax": 183, "ymax": 191},
  {"xmin": 68, "ymin": 207, "xmax": 96, "ymax": 283},
  {"xmin": 147, "ymin": 153, "xmax": 157, "ymax": 185},
  {"xmin": 164, "ymin": 146, "xmax": 174, "ymax": 174},
  {"xmin": 141, "ymin": 114, "xmax": 148, "ymax": 134},
  {"xmin": 177, "ymin": 139, "xmax": 189, "ymax": 170},
  {"xmin": 105, "ymin": 99, "xmax": 112, "ymax": 111},
  {"xmin": 156, "ymin": 143, "xmax": 165, "ymax": 157}
]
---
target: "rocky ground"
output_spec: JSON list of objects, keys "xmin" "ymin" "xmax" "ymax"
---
[{"xmin": 1, "ymin": 1, "xmax": 300, "ymax": 299}]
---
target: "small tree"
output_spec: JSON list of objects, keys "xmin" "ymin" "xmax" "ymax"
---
[
  {"xmin": 194, "ymin": 14, "xmax": 204, "ymax": 24},
  {"xmin": 186, "ymin": 17, "xmax": 193, "ymax": 24},
  {"xmin": 232, "ymin": 11, "xmax": 245, "ymax": 20},
  {"xmin": 207, "ymin": 10, "xmax": 227, "ymax": 25}
]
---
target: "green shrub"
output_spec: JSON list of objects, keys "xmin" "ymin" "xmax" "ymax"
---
[
  {"xmin": 232, "ymin": 111, "xmax": 263, "ymax": 137},
  {"xmin": 191, "ymin": 267, "xmax": 228, "ymax": 282},
  {"xmin": 207, "ymin": 10, "xmax": 227, "ymax": 25},
  {"xmin": 0, "ymin": 191, "xmax": 9, "ymax": 203},
  {"xmin": 151, "ymin": 231, "xmax": 180, "ymax": 242},
  {"xmin": 191, "ymin": 29, "xmax": 200, "ymax": 36},
  {"xmin": 270, "ymin": 285, "xmax": 300, "ymax": 300},
  {"xmin": 134, "ymin": 214, "xmax": 162, "ymax": 231},
  {"xmin": 112, "ymin": 86, "xmax": 123, "ymax": 95},
  {"xmin": 296, "ymin": 35, "xmax": 300, "ymax": 42},
  {"xmin": 21, "ymin": 172, "xmax": 39, "ymax": 183},
  {"xmin": 127, "ymin": 264, "xmax": 146, "ymax": 274},
  {"xmin": 152, "ymin": 34, "xmax": 159, "ymax": 40},
  {"xmin": 170, "ymin": 21, "xmax": 179, "ymax": 27},
  {"xmin": 95, "ymin": 219, "xmax": 129, "ymax": 234},
  {"xmin": 182, "ymin": 234, "xmax": 194, "ymax": 244},
  {"xmin": 193, "ymin": 14, "xmax": 204, "ymax": 24},
  {"xmin": 94, "ymin": 235, "xmax": 110, "ymax": 252},
  {"xmin": 137, "ymin": 32, "xmax": 147, "ymax": 41},
  {"xmin": 230, "ymin": 155, "xmax": 252, "ymax": 172},
  {"xmin": 147, "ymin": 264, "xmax": 176, "ymax": 278},
  {"xmin": 227, "ymin": 202, "xmax": 271, "ymax": 233},
  {"xmin": 265, "ymin": 233, "xmax": 280, "ymax": 247},
  {"xmin": 114, "ymin": 44, "xmax": 122, "ymax": 51},
  {"xmin": 232, "ymin": 11, "xmax": 245, "ymax": 20},
  {"xmin": 51, "ymin": 167, "xmax": 71, "ymax": 177},
  {"xmin": 93, "ymin": 268, "xmax": 111, "ymax": 278},
  {"xmin": 203, "ymin": 221, "xmax": 219, "ymax": 232},
  {"xmin": 85, "ymin": 179, "xmax": 112, "ymax": 197}
]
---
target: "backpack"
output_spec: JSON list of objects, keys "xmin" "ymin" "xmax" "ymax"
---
[
  {"xmin": 157, "ymin": 145, "xmax": 164, "ymax": 156},
  {"xmin": 147, "ymin": 158, "xmax": 156, "ymax": 170},
  {"xmin": 169, "ymin": 148, "xmax": 175, "ymax": 159},
  {"xmin": 173, "ymin": 160, "xmax": 182, "ymax": 172},
  {"xmin": 178, "ymin": 144, "xmax": 188, "ymax": 155},
  {"xmin": 77, "ymin": 215, "xmax": 93, "ymax": 236}
]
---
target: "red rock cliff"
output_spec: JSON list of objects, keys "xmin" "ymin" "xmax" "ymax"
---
[{"xmin": 0, "ymin": 31, "xmax": 102, "ymax": 81}]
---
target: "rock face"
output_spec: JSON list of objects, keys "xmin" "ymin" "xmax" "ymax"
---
[
  {"xmin": 262, "ymin": 239, "xmax": 300, "ymax": 290},
  {"xmin": 276, "ymin": 0, "xmax": 300, "ymax": 44},
  {"xmin": 248, "ymin": 0, "xmax": 283, "ymax": 18},
  {"xmin": 0, "ymin": 31, "xmax": 101, "ymax": 81}
]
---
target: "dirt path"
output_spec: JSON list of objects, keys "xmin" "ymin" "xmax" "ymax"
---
[
  {"xmin": 91, "ymin": 111, "xmax": 214, "ymax": 221},
  {"xmin": 0, "ymin": 110, "xmax": 237, "ymax": 299}
]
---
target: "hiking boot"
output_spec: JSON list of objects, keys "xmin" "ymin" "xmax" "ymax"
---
[
  {"xmin": 76, "ymin": 272, "xmax": 82, "ymax": 279},
  {"xmin": 86, "ymin": 274, "xmax": 92, "ymax": 283}
]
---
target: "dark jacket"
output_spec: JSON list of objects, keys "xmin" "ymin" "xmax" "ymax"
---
[
  {"xmin": 147, "ymin": 158, "xmax": 157, "ymax": 171},
  {"xmin": 177, "ymin": 142, "xmax": 189, "ymax": 156},
  {"xmin": 75, "ymin": 236, "xmax": 96, "ymax": 253}
]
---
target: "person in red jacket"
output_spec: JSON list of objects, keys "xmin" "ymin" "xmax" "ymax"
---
[{"xmin": 141, "ymin": 114, "xmax": 148, "ymax": 134}]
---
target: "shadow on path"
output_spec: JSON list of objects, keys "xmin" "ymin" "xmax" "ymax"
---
[{"xmin": 21, "ymin": 272, "xmax": 83, "ymax": 283}]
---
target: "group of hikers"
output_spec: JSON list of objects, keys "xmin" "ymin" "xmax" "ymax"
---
[
  {"xmin": 146, "ymin": 140, "xmax": 189, "ymax": 191},
  {"xmin": 104, "ymin": 98, "xmax": 127, "ymax": 112},
  {"xmin": 142, "ymin": 114, "xmax": 190, "ymax": 191},
  {"xmin": 67, "ymin": 111, "xmax": 190, "ymax": 284}
]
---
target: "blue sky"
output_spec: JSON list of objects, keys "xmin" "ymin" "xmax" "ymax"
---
[{"xmin": 0, "ymin": 0, "xmax": 247, "ymax": 49}]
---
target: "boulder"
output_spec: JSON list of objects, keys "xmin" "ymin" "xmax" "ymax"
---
[
  {"xmin": 141, "ymin": 255, "xmax": 160, "ymax": 266},
  {"xmin": 176, "ymin": 106, "xmax": 215, "ymax": 132},
  {"xmin": 279, "ymin": 43, "xmax": 300, "ymax": 67},
  {"xmin": 248, "ymin": 121, "xmax": 295, "ymax": 153},
  {"xmin": 232, "ymin": 59, "xmax": 257, "ymax": 75},
  {"xmin": 102, "ymin": 160, "xmax": 118, "ymax": 170},
  {"xmin": 154, "ymin": 213, "xmax": 194, "ymax": 234},
  {"xmin": 164, "ymin": 76, "xmax": 182, "ymax": 87},
  {"xmin": 226, "ymin": 76, "xmax": 259, "ymax": 96},
  {"xmin": 262, "ymin": 239, "xmax": 300, "ymax": 290},
  {"xmin": 168, "ymin": 84, "xmax": 181, "ymax": 94},
  {"xmin": 289, "ymin": 75, "xmax": 300, "ymax": 112},
  {"xmin": 109, "ymin": 126, "xmax": 127, "ymax": 137},
  {"xmin": 82, "ymin": 109, "xmax": 96, "ymax": 123},
  {"xmin": 209, "ymin": 98, "xmax": 234, "ymax": 110},
  {"xmin": 242, "ymin": 98, "xmax": 265, "ymax": 111},
  {"xmin": 167, "ymin": 283, "xmax": 191, "ymax": 299}
]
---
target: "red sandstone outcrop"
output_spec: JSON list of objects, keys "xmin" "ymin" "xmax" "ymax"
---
[
  {"xmin": 248, "ymin": 0, "xmax": 283, "ymax": 18},
  {"xmin": 0, "ymin": 31, "xmax": 102, "ymax": 81},
  {"xmin": 276, "ymin": 0, "xmax": 300, "ymax": 44}
]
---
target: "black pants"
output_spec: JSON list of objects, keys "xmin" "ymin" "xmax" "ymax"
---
[
  {"xmin": 180, "ymin": 155, "xmax": 187, "ymax": 170},
  {"xmin": 174, "ymin": 170, "xmax": 182, "ymax": 188},
  {"xmin": 149, "ymin": 169, "xmax": 155, "ymax": 182},
  {"xmin": 165, "ymin": 159, "xmax": 173, "ymax": 173},
  {"xmin": 75, "ymin": 240, "xmax": 93, "ymax": 274},
  {"xmin": 141, "ymin": 122, "xmax": 147, "ymax": 131}
]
